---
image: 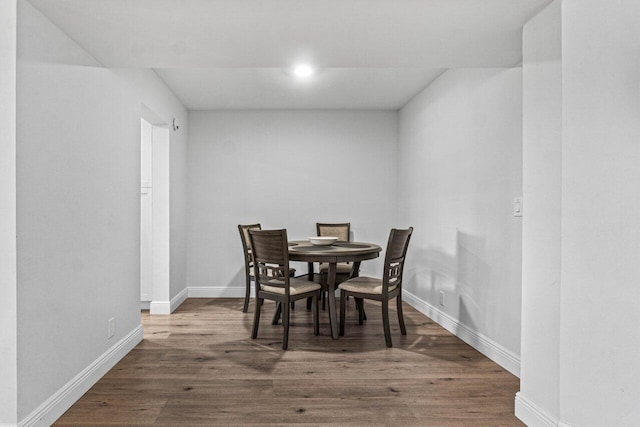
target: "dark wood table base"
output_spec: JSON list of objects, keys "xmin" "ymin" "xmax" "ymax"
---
[{"xmin": 286, "ymin": 241, "xmax": 381, "ymax": 339}]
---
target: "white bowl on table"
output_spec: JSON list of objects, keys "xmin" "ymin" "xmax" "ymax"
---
[{"xmin": 308, "ymin": 236, "xmax": 338, "ymax": 246}]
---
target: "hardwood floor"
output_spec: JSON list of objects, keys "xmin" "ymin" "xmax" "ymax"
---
[{"xmin": 54, "ymin": 298, "xmax": 523, "ymax": 426}]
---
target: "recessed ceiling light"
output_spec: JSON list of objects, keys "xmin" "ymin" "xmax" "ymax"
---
[{"xmin": 293, "ymin": 64, "xmax": 314, "ymax": 78}]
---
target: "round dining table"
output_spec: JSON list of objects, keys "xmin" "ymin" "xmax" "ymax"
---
[{"xmin": 288, "ymin": 240, "xmax": 382, "ymax": 339}]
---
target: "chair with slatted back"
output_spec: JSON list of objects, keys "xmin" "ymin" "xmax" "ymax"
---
[
  {"xmin": 249, "ymin": 229, "xmax": 321, "ymax": 350},
  {"xmin": 239, "ymin": 223, "xmax": 297, "ymax": 313},
  {"xmin": 238, "ymin": 224, "xmax": 262, "ymax": 313},
  {"xmin": 309, "ymin": 223, "xmax": 357, "ymax": 311},
  {"xmin": 338, "ymin": 227, "xmax": 413, "ymax": 347},
  {"xmin": 317, "ymin": 222, "xmax": 353, "ymax": 277}
]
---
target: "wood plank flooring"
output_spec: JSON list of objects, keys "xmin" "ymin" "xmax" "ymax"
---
[{"xmin": 54, "ymin": 298, "xmax": 523, "ymax": 426}]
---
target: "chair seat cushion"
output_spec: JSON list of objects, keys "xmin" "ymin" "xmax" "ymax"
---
[
  {"xmin": 262, "ymin": 277, "xmax": 321, "ymax": 296},
  {"xmin": 319, "ymin": 262, "xmax": 352, "ymax": 274},
  {"xmin": 338, "ymin": 276, "xmax": 397, "ymax": 294}
]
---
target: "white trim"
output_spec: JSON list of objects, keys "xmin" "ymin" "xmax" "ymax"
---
[
  {"xmin": 150, "ymin": 287, "xmax": 188, "ymax": 314},
  {"xmin": 151, "ymin": 124, "xmax": 171, "ymax": 311},
  {"xmin": 170, "ymin": 288, "xmax": 188, "ymax": 312},
  {"xmin": 149, "ymin": 300, "xmax": 170, "ymax": 315},
  {"xmin": 188, "ymin": 286, "xmax": 245, "ymax": 298},
  {"xmin": 140, "ymin": 301, "xmax": 150, "ymax": 310},
  {"xmin": 515, "ymin": 392, "xmax": 559, "ymax": 427},
  {"xmin": 403, "ymin": 289, "xmax": 520, "ymax": 377},
  {"xmin": 19, "ymin": 326, "xmax": 143, "ymax": 427}
]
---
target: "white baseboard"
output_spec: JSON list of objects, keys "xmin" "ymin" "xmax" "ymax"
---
[
  {"xmin": 188, "ymin": 286, "xmax": 244, "ymax": 298},
  {"xmin": 149, "ymin": 300, "xmax": 170, "ymax": 314},
  {"xmin": 170, "ymin": 288, "xmax": 188, "ymax": 312},
  {"xmin": 402, "ymin": 289, "xmax": 520, "ymax": 377},
  {"xmin": 19, "ymin": 326, "xmax": 143, "ymax": 427},
  {"xmin": 515, "ymin": 392, "xmax": 559, "ymax": 427},
  {"xmin": 149, "ymin": 287, "xmax": 188, "ymax": 315},
  {"xmin": 140, "ymin": 301, "xmax": 150, "ymax": 310}
]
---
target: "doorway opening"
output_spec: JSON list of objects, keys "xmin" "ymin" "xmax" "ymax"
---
[{"xmin": 140, "ymin": 107, "xmax": 171, "ymax": 314}]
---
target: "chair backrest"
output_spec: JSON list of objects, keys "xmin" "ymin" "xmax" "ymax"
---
[
  {"xmin": 382, "ymin": 227, "xmax": 414, "ymax": 293},
  {"xmin": 238, "ymin": 223, "xmax": 261, "ymax": 272},
  {"xmin": 248, "ymin": 229, "xmax": 292, "ymax": 294},
  {"xmin": 316, "ymin": 222, "xmax": 350, "ymax": 242}
]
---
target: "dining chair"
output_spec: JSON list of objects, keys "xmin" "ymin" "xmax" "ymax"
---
[
  {"xmin": 239, "ymin": 223, "xmax": 298, "ymax": 312},
  {"xmin": 238, "ymin": 223, "xmax": 262, "ymax": 313},
  {"xmin": 338, "ymin": 227, "xmax": 413, "ymax": 347},
  {"xmin": 310, "ymin": 222, "xmax": 357, "ymax": 310},
  {"xmin": 317, "ymin": 222, "xmax": 353, "ymax": 276},
  {"xmin": 248, "ymin": 229, "xmax": 321, "ymax": 350}
]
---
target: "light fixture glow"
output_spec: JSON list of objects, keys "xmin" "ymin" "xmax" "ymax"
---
[{"xmin": 293, "ymin": 64, "xmax": 314, "ymax": 78}]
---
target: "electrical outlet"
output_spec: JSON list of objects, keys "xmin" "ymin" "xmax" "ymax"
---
[
  {"xmin": 439, "ymin": 291, "xmax": 445, "ymax": 307},
  {"xmin": 107, "ymin": 317, "xmax": 115, "ymax": 339}
]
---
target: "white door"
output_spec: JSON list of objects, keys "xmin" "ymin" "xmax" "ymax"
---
[{"xmin": 140, "ymin": 118, "xmax": 153, "ymax": 304}]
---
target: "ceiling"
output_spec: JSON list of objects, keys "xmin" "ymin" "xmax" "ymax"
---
[{"xmin": 27, "ymin": 0, "xmax": 552, "ymax": 110}]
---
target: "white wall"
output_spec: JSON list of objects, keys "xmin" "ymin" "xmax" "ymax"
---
[
  {"xmin": 113, "ymin": 69, "xmax": 189, "ymax": 301},
  {"xmin": 398, "ymin": 68, "xmax": 523, "ymax": 373},
  {"xmin": 560, "ymin": 1, "xmax": 640, "ymax": 425},
  {"xmin": 169, "ymin": 112, "xmax": 188, "ymax": 301},
  {"xmin": 516, "ymin": 1, "xmax": 562, "ymax": 425},
  {"xmin": 15, "ymin": 0, "xmax": 188, "ymax": 423},
  {"xmin": 187, "ymin": 110, "xmax": 398, "ymax": 295},
  {"xmin": 0, "ymin": 1, "xmax": 18, "ymax": 424},
  {"xmin": 17, "ymin": 0, "xmax": 139, "ymax": 420},
  {"xmin": 519, "ymin": 2, "xmax": 640, "ymax": 426}
]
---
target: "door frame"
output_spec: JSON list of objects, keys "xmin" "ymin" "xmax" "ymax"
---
[{"xmin": 141, "ymin": 105, "xmax": 171, "ymax": 315}]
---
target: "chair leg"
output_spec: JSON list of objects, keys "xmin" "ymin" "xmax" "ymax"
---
[
  {"xmin": 382, "ymin": 298, "xmax": 392, "ymax": 347},
  {"xmin": 322, "ymin": 290, "xmax": 326, "ymax": 311},
  {"xmin": 355, "ymin": 297, "xmax": 367, "ymax": 321},
  {"xmin": 397, "ymin": 295, "xmax": 407, "ymax": 335},
  {"xmin": 242, "ymin": 276, "xmax": 251, "ymax": 313},
  {"xmin": 356, "ymin": 298, "xmax": 364, "ymax": 325},
  {"xmin": 282, "ymin": 301, "xmax": 290, "ymax": 350},
  {"xmin": 272, "ymin": 302, "xmax": 282, "ymax": 325},
  {"xmin": 291, "ymin": 301, "xmax": 295, "ymax": 310},
  {"xmin": 339, "ymin": 290, "xmax": 346, "ymax": 336},
  {"xmin": 307, "ymin": 296, "xmax": 312, "ymax": 310},
  {"xmin": 251, "ymin": 297, "xmax": 262, "ymax": 339},
  {"xmin": 313, "ymin": 293, "xmax": 320, "ymax": 336}
]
